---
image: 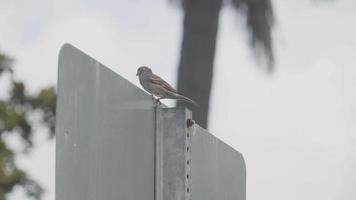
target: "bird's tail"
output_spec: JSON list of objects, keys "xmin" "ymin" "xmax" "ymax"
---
[{"xmin": 177, "ymin": 94, "xmax": 199, "ymax": 107}]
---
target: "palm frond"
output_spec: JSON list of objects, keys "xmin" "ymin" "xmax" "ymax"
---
[{"xmin": 232, "ymin": 0, "xmax": 275, "ymax": 71}]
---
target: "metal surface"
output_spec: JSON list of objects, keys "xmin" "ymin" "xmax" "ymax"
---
[
  {"xmin": 56, "ymin": 44, "xmax": 245, "ymax": 200},
  {"xmin": 190, "ymin": 125, "xmax": 246, "ymax": 200},
  {"xmin": 156, "ymin": 108, "xmax": 246, "ymax": 200},
  {"xmin": 56, "ymin": 44, "xmax": 156, "ymax": 200},
  {"xmin": 155, "ymin": 108, "xmax": 192, "ymax": 200}
]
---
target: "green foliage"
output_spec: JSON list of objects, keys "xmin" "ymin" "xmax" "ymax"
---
[
  {"xmin": 31, "ymin": 87, "xmax": 56, "ymax": 135},
  {"xmin": 0, "ymin": 51, "xmax": 56, "ymax": 199},
  {"xmin": 0, "ymin": 141, "xmax": 43, "ymax": 200},
  {"xmin": 0, "ymin": 53, "xmax": 13, "ymax": 76}
]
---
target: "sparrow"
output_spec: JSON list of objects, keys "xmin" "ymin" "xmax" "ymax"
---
[{"xmin": 136, "ymin": 66, "xmax": 198, "ymax": 106}]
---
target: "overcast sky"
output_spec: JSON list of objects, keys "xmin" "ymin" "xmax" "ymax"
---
[{"xmin": 1, "ymin": 0, "xmax": 356, "ymax": 199}]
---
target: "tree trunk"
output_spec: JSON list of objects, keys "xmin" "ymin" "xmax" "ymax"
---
[{"xmin": 177, "ymin": 0, "xmax": 223, "ymax": 129}]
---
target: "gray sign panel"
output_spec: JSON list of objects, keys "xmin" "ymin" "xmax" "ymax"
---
[
  {"xmin": 190, "ymin": 125, "xmax": 246, "ymax": 200},
  {"xmin": 56, "ymin": 44, "xmax": 156, "ymax": 200}
]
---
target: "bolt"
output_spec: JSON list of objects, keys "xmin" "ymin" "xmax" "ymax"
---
[{"xmin": 186, "ymin": 119, "xmax": 194, "ymax": 127}]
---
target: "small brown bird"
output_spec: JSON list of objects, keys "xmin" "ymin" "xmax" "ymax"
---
[{"xmin": 136, "ymin": 66, "xmax": 198, "ymax": 106}]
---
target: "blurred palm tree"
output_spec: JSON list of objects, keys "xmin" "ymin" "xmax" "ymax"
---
[
  {"xmin": 0, "ymin": 52, "xmax": 56, "ymax": 200},
  {"xmin": 176, "ymin": 0, "xmax": 274, "ymax": 128}
]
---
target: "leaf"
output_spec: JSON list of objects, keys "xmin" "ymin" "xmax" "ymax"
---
[{"xmin": 232, "ymin": 0, "xmax": 275, "ymax": 71}]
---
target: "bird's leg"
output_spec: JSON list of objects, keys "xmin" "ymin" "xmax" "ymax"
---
[
  {"xmin": 155, "ymin": 97, "xmax": 163, "ymax": 104},
  {"xmin": 151, "ymin": 95, "xmax": 161, "ymax": 104}
]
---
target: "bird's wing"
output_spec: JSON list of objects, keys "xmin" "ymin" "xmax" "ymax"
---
[{"xmin": 146, "ymin": 73, "xmax": 177, "ymax": 93}]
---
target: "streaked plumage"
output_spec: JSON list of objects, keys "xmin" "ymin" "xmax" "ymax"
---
[{"xmin": 136, "ymin": 66, "xmax": 198, "ymax": 106}]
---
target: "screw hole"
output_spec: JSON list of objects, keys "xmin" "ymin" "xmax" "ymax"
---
[
  {"xmin": 187, "ymin": 188, "xmax": 189, "ymax": 193},
  {"xmin": 187, "ymin": 132, "xmax": 189, "ymax": 138},
  {"xmin": 187, "ymin": 160, "xmax": 190, "ymax": 165},
  {"xmin": 187, "ymin": 147, "xmax": 189, "ymax": 152},
  {"xmin": 187, "ymin": 174, "xmax": 190, "ymax": 179}
]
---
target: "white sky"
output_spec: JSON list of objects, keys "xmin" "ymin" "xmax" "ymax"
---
[{"xmin": 1, "ymin": 0, "xmax": 356, "ymax": 199}]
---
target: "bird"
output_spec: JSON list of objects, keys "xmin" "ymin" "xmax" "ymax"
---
[{"xmin": 136, "ymin": 66, "xmax": 198, "ymax": 106}]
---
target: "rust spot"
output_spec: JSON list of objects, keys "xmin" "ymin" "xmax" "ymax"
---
[{"xmin": 186, "ymin": 119, "xmax": 194, "ymax": 127}]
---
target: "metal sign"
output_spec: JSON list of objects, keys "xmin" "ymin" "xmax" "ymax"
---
[{"xmin": 56, "ymin": 44, "xmax": 245, "ymax": 200}]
